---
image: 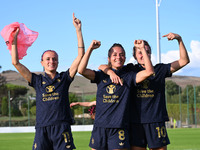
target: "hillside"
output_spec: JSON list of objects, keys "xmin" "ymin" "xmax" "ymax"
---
[
  {"xmin": 166, "ymin": 75, "xmax": 200, "ymax": 88},
  {"xmin": 1, "ymin": 70, "xmax": 200, "ymax": 96},
  {"xmin": 1, "ymin": 70, "xmax": 97, "ymax": 96}
]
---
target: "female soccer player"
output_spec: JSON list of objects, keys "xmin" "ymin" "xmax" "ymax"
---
[
  {"xmin": 78, "ymin": 40, "xmax": 154, "ymax": 150},
  {"xmin": 11, "ymin": 13, "xmax": 84, "ymax": 150},
  {"xmin": 99, "ymin": 33, "xmax": 190, "ymax": 150}
]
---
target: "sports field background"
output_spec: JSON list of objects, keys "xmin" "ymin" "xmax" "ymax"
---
[{"xmin": 0, "ymin": 128, "xmax": 200, "ymax": 150}]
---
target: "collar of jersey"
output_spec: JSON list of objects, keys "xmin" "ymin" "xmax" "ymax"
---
[{"xmin": 44, "ymin": 72, "xmax": 60, "ymax": 81}]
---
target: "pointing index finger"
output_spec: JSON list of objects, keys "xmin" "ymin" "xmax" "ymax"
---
[
  {"xmin": 73, "ymin": 12, "xmax": 76, "ymax": 20},
  {"xmin": 162, "ymin": 34, "xmax": 168, "ymax": 37}
]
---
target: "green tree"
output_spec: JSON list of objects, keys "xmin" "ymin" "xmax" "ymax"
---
[
  {"xmin": 182, "ymin": 85, "xmax": 194, "ymax": 103},
  {"xmin": 0, "ymin": 67, "xmax": 7, "ymax": 104},
  {"xmin": 165, "ymin": 80, "xmax": 180, "ymax": 103},
  {"xmin": 0, "ymin": 74, "xmax": 6, "ymax": 86},
  {"xmin": 21, "ymin": 103, "xmax": 28, "ymax": 116},
  {"xmin": 1, "ymin": 96, "xmax": 8, "ymax": 116},
  {"xmin": 0, "ymin": 84, "xmax": 7, "ymax": 97},
  {"xmin": 69, "ymin": 93, "xmax": 81, "ymax": 116},
  {"xmin": 30, "ymin": 105, "xmax": 36, "ymax": 115},
  {"xmin": 181, "ymin": 85, "xmax": 200, "ymax": 124},
  {"xmin": 0, "ymin": 66, "xmax": 6, "ymax": 88},
  {"xmin": 166, "ymin": 80, "xmax": 180, "ymax": 96},
  {"xmin": 6, "ymin": 84, "xmax": 28, "ymax": 99},
  {"xmin": 195, "ymin": 86, "xmax": 200, "ymax": 103},
  {"xmin": 5, "ymin": 84, "xmax": 28, "ymax": 117},
  {"xmin": 69, "ymin": 93, "xmax": 80, "ymax": 103},
  {"xmin": 11, "ymin": 107, "xmax": 22, "ymax": 116}
]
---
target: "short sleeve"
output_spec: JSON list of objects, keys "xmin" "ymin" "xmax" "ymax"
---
[
  {"xmin": 91, "ymin": 70, "xmax": 104, "ymax": 84},
  {"xmin": 165, "ymin": 63, "xmax": 172, "ymax": 78},
  {"xmin": 28, "ymin": 73, "xmax": 39, "ymax": 88}
]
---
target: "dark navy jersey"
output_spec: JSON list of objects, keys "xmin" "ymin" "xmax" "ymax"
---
[
  {"xmin": 92, "ymin": 69, "xmax": 136, "ymax": 129},
  {"xmin": 29, "ymin": 70, "xmax": 75, "ymax": 127},
  {"xmin": 125, "ymin": 63, "xmax": 172, "ymax": 123}
]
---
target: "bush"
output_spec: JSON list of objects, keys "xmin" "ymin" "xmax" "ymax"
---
[
  {"xmin": 30, "ymin": 106, "xmax": 36, "ymax": 115},
  {"xmin": 20, "ymin": 108, "xmax": 27, "ymax": 116},
  {"xmin": 0, "ymin": 119, "xmax": 36, "ymax": 127},
  {"xmin": 1, "ymin": 96, "xmax": 8, "ymax": 116},
  {"xmin": 11, "ymin": 108, "xmax": 22, "ymax": 116}
]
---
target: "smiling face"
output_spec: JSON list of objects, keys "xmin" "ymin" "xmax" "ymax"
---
[
  {"xmin": 41, "ymin": 51, "xmax": 58, "ymax": 73},
  {"xmin": 108, "ymin": 45, "xmax": 126, "ymax": 70}
]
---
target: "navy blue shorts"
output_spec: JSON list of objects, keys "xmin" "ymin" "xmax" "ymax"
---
[
  {"xmin": 32, "ymin": 123, "xmax": 76, "ymax": 150},
  {"xmin": 129, "ymin": 122, "xmax": 170, "ymax": 149},
  {"xmin": 89, "ymin": 126, "xmax": 130, "ymax": 150}
]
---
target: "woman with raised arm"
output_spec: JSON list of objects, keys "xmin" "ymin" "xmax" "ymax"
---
[
  {"xmin": 99, "ymin": 33, "xmax": 190, "ymax": 150},
  {"xmin": 11, "ymin": 13, "xmax": 84, "ymax": 150},
  {"xmin": 78, "ymin": 40, "xmax": 154, "ymax": 150}
]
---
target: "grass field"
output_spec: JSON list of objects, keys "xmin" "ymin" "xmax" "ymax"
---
[
  {"xmin": 167, "ymin": 128, "xmax": 200, "ymax": 150},
  {"xmin": 0, "ymin": 128, "xmax": 200, "ymax": 150}
]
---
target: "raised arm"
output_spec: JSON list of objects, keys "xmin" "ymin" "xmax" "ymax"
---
[
  {"xmin": 135, "ymin": 40, "xmax": 154, "ymax": 83},
  {"xmin": 162, "ymin": 32, "xmax": 190, "ymax": 73},
  {"xmin": 69, "ymin": 13, "xmax": 85, "ymax": 78},
  {"xmin": 78, "ymin": 40, "xmax": 101, "ymax": 80},
  {"xmin": 98, "ymin": 64, "xmax": 123, "ymax": 85},
  {"xmin": 11, "ymin": 28, "xmax": 32, "ymax": 83}
]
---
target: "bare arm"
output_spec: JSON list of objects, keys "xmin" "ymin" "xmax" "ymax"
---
[
  {"xmin": 162, "ymin": 33, "xmax": 190, "ymax": 73},
  {"xmin": 11, "ymin": 28, "xmax": 32, "ymax": 83},
  {"xmin": 98, "ymin": 64, "xmax": 123, "ymax": 85},
  {"xmin": 78, "ymin": 40, "xmax": 101, "ymax": 80},
  {"xmin": 69, "ymin": 13, "xmax": 85, "ymax": 78},
  {"xmin": 70, "ymin": 101, "xmax": 96, "ymax": 107},
  {"xmin": 135, "ymin": 40, "xmax": 154, "ymax": 83}
]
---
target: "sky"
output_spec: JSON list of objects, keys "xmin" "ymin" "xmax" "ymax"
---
[{"xmin": 0, "ymin": 0, "xmax": 200, "ymax": 77}]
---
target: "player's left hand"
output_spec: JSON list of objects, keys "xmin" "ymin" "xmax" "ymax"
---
[
  {"xmin": 162, "ymin": 32, "xmax": 181, "ymax": 41},
  {"xmin": 73, "ymin": 13, "xmax": 81, "ymax": 30}
]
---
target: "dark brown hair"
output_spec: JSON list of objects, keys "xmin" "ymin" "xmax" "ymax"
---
[
  {"xmin": 41, "ymin": 50, "xmax": 58, "ymax": 61},
  {"xmin": 107, "ymin": 43, "xmax": 126, "ymax": 66},
  {"xmin": 108, "ymin": 43, "xmax": 125, "ymax": 57}
]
